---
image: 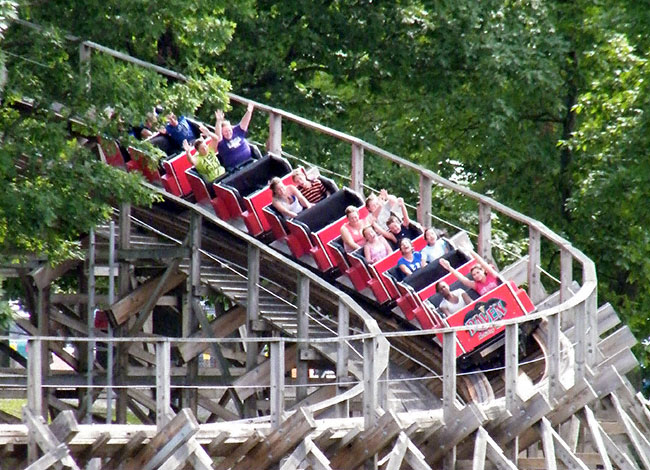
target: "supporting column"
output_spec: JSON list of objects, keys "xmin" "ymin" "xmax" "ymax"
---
[
  {"xmin": 36, "ymin": 285, "xmax": 50, "ymax": 420},
  {"xmin": 268, "ymin": 112, "xmax": 282, "ymax": 156},
  {"xmin": 156, "ymin": 340, "xmax": 171, "ymax": 429},
  {"xmin": 351, "ymin": 143, "xmax": 364, "ymax": 195},
  {"xmin": 418, "ymin": 175, "xmax": 432, "ymax": 228},
  {"xmin": 106, "ymin": 220, "xmax": 115, "ymax": 424},
  {"xmin": 245, "ymin": 244, "xmax": 260, "ymax": 415},
  {"xmin": 296, "ymin": 274, "xmax": 310, "ymax": 403},
  {"xmin": 442, "ymin": 331, "xmax": 457, "ymax": 470},
  {"xmin": 184, "ymin": 212, "xmax": 201, "ymax": 414},
  {"xmin": 27, "ymin": 338, "xmax": 42, "ymax": 464},
  {"xmin": 548, "ymin": 311, "xmax": 561, "ymax": 401},
  {"xmin": 574, "ymin": 302, "xmax": 587, "ymax": 380},
  {"xmin": 363, "ymin": 335, "xmax": 377, "ymax": 430},
  {"xmin": 505, "ymin": 323, "xmax": 518, "ymax": 411},
  {"xmin": 527, "ymin": 225, "xmax": 544, "ymax": 304},
  {"xmin": 79, "ymin": 41, "xmax": 91, "ymax": 91},
  {"xmin": 585, "ymin": 289, "xmax": 598, "ymax": 369},
  {"xmin": 505, "ymin": 323, "xmax": 519, "ymax": 466},
  {"xmin": 116, "ymin": 203, "xmax": 131, "ymax": 423},
  {"xmin": 86, "ymin": 229, "xmax": 96, "ymax": 423},
  {"xmin": 270, "ymin": 337, "xmax": 285, "ymax": 429},
  {"xmin": 560, "ymin": 246, "xmax": 572, "ymax": 303},
  {"xmin": 336, "ymin": 300, "xmax": 350, "ymax": 418},
  {"xmin": 478, "ymin": 202, "xmax": 492, "ymax": 262}
]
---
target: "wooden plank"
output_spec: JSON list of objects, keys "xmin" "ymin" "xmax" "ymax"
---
[
  {"xmin": 177, "ymin": 306, "xmax": 246, "ymax": 362},
  {"xmin": 31, "ymin": 260, "xmax": 80, "ymax": 290},
  {"xmin": 109, "ymin": 270, "xmax": 186, "ymax": 325},
  {"xmin": 22, "ymin": 406, "xmax": 80, "ymax": 470},
  {"xmin": 578, "ymin": 410, "xmax": 637, "ymax": 470},
  {"xmin": 477, "ymin": 202, "xmax": 491, "ymax": 261},
  {"xmin": 24, "ymin": 443, "xmax": 69, "ymax": 470},
  {"xmin": 229, "ymin": 408, "xmax": 316, "ymax": 470},
  {"xmin": 75, "ymin": 432, "xmax": 110, "ymax": 464},
  {"xmin": 384, "ymin": 432, "xmax": 409, "ymax": 470},
  {"xmin": 103, "ymin": 430, "xmax": 147, "ymax": 470},
  {"xmin": 125, "ymin": 409, "xmax": 199, "ymax": 470},
  {"xmin": 472, "ymin": 428, "xmax": 487, "ymax": 470},
  {"xmin": 330, "ymin": 410, "xmax": 402, "ymax": 470},
  {"xmin": 483, "ymin": 428, "xmax": 518, "ymax": 470},
  {"xmin": 232, "ymin": 344, "xmax": 297, "ymax": 401},
  {"xmin": 49, "ymin": 411, "xmax": 78, "ymax": 444},
  {"xmin": 611, "ymin": 393, "xmax": 650, "ymax": 470},
  {"xmin": 215, "ymin": 431, "xmax": 264, "ymax": 470},
  {"xmin": 404, "ymin": 439, "xmax": 434, "ymax": 470},
  {"xmin": 541, "ymin": 417, "xmax": 589, "ymax": 470},
  {"xmin": 538, "ymin": 420, "xmax": 557, "ymax": 470},
  {"xmin": 582, "ymin": 406, "xmax": 614, "ymax": 470}
]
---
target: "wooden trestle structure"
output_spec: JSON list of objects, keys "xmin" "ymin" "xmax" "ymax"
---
[{"xmin": 2, "ymin": 47, "xmax": 650, "ymax": 468}]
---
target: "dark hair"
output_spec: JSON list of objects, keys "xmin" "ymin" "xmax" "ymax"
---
[
  {"xmin": 386, "ymin": 215, "xmax": 400, "ymax": 226},
  {"xmin": 436, "ymin": 281, "xmax": 447, "ymax": 293},
  {"xmin": 269, "ymin": 177, "xmax": 282, "ymax": 195}
]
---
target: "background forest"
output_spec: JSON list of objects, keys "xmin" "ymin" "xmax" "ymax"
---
[{"xmin": 1, "ymin": 1, "xmax": 650, "ymax": 382}]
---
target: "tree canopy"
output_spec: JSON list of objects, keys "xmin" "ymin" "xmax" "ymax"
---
[{"xmin": 2, "ymin": 1, "xmax": 650, "ymax": 377}]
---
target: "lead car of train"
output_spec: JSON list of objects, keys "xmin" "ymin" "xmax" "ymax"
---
[{"xmin": 98, "ymin": 117, "xmax": 538, "ymax": 371}]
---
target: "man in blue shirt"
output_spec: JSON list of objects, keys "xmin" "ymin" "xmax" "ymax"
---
[
  {"xmin": 162, "ymin": 113, "xmax": 197, "ymax": 149},
  {"xmin": 215, "ymin": 102, "xmax": 255, "ymax": 170}
]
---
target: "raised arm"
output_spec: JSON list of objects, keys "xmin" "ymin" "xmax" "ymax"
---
[
  {"xmin": 469, "ymin": 249, "xmax": 500, "ymax": 278},
  {"xmin": 440, "ymin": 258, "xmax": 475, "ymax": 290},
  {"xmin": 397, "ymin": 197, "xmax": 410, "ymax": 227},
  {"xmin": 214, "ymin": 110, "xmax": 224, "ymax": 142},
  {"xmin": 183, "ymin": 139, "xmax": 198, "ymax": 166},
  {"xmin": 240, "ymin": 102, "xmax": 255, "ymax": 132}
]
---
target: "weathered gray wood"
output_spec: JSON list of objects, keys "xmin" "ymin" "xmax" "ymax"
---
[
  {"xmin": 578, "ymin": 409, "xmax": 637, "ymax": 470},
  {"xmin": 540, "ymin": 417, "xmax": 589, "ymax": 470},
  {"xmin": 443, "ymin": 331, "xmax": 456, "ymax": 422},
  {"xmin": 246, "ymin": 244, "xmax": 260, "ymax": 391},
  {"xmin": 31, "ymin": 260, "xmax": 80, "ymax": 291},
  {"xmin": 384, "ymin": 431, "xmax": 409, "ymax": 470},
  {"xmin": 504, "ymin": 324, "xmax": 518, "ymax": 411},
  {"xmin": 75, "ymin": 432, "xmax": 110, "ymax": 464},
  {"xmin": 582, "ymin": 406, "xmax": 614, "ymax": 470},
  {"xmin": 547, "ymin": 313, "xmax": 561, "ymax": 401},
  {"xmin": 126, "ymin": 409, "xmax": 200, "ymax": 470},
  {"xmin": 117, "ymin": 246, "xmax": 189, "ymax": 260},
  {"xmin": 482, "ymin": 427, "xmax": 519, "ymax": 470},
  {"xmin": 27, "ymin": 339, "xmax": 43, "ymax": 420},
  {"xmin": 296, "ymin": 274, "xmax": 310, "ymax": 403},
  {"xmin": 586, "ymin": 290, "xmax": 599, "ymax": 369},
  {"xmin": 336, "ymin": 300, "xmax": 350, "ymax": 419},
  {"xmin": 214, "ymin": 431, "xmax": 264, "ymax": 470},
  {"xmin": 363, "ymin": 336, "xmax": 378, "ymax": 429},
  {"xmin": 351, "ymin": 143, "xmax": 364, "ymax": 195},
  {"xmin": 527, "ymin": 225, "xmax": 544, "ymax": 303},
  {"xmin": 103, "ymin": 430, "xmax": 147, "ymax": 470},
  {"xmin": 418, "ymin": 175, "xmax": 432, "ymax": 229},
  {"xmin": 472, "ymin": 429, "xmax": 487, "ymax": 470},
  {"xmin": 22, "ymin": 406, "xmax": 80, "ymax": 470},
  {"xmin": 156, "ymin": 341, "xmax": 172, "ymax": 429},
  {"xmin": 574, "ymin": 302, "xmax": 587, "ymax": 380},
  {"xmin": 404, "ymin": 439, "xmax": 434, "ymax": 470},
  {"xmin": 110, "ymin": 269, "xmax": 186, "ymax": 326},
  {"xmin": 270, "ymin": 339, "xmax": 284, "ymax": 429},
  {"xmin": 49, "ymin": 411, "xmax": 78, "ymax": 444},
  {"xmin": 560, "ymin": 246, "xmax": 572, "ymax": 303},
  {"xmin": 538, "ymin": 419, "xmax": 557, "ymax": 470},
  {"xmin": 268, "ymin": 112, "xmax": 282, "ymax": 155},
  {"xmin": 24, "ymin": 443, "xmax": 68, "ymax": 470},
  {"xmin": 478, "ymin": 203, "xmax": 492, "ymax": 261},
  {"xmin": 611, "ymin": 393, "xmax": 650, "ymax": 470},
  {"xmin": 127, "ymin": 259, "xmax": 183, "ymax": 336},
  {"xmin": 229, "ymin": 408, "xmax": 316, "ymax": 470},
  {"xmin": 330, "ymin": 410, "xmax": 402, "ymax": 470}
]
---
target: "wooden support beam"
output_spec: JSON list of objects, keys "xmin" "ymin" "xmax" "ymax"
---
[
  {"xmin": 22, "ymin": 406, "xmax": 80, "ymax": 470},
  {"xmin": 418, "ymin": 175, "xmax": 433, "ymax": 228},
  {"xmin": 383, "ymin": 431, "xmax": 409, "ymax": 470},
  {"xmin": 127, "ymin": 259, "xmax": 183, "ymax": 336},
  {"xmin": 296, "ymin": 274, "xmax": 309, "ymax": 403},
  {"xmin": 477, "ymin": 203, "xmax": 492, "ymax": 262},
  {"xmin": 103, "ymin": 431, "xmax": 147, "ymax": 470},
  {"xmin": 611, "ymin": 393, "xmax": 650, "ymax": 470},
  {"xmin": 156, "ymin": 340, "xmax": 172, "ymax": 429},
  {"xmin": 177, "ymin": 305, "xmax": 246, "ymax": 362},
  {"xmin": 268, "ymin": 112, "xmax": 282, "ymax": 155},
  {"xmin": 109, "ymin": 269, "xmax": 186, "ymax": 326},
  {"xmin": 350, "ymin": 143, "xmax": 364, "ymax": 196},
  {"xmin": 579, "ymin": 407, "xmax": 637, "ymax": 470},
  {"xmin": 228, "ymin": 408, "xmax": 316, "ymax": 470},
  {"xmin": 527, "ymin": 225, "xmax": 544, "ymax": 303},
  {"xmin": 31, "ymin": 259, "xmax": 81, "ymax": 291},
  {"xmin": 125, "ymin": 409, "xmax": 200, "ymax": 470},
  {"xmin": 330, "ymin": 410, "xmax": 402, "ymax": 470},
  {"xmin": 24, "ymin": 443, "xmax": 69, "ymax": 470},
  {"xmin": 49, "ymin": 410, "xmax": 79, "ymax": 444},
  {"xmin": 336, "ymin": 300, "xmax": 350, "ymax": 419},
  {"xmin": 117, "ymin": 246, "xmax": 189, "ymax": 261},
  {"xmin": 215, "ymin": 431, "xmax": 264, "ymax": 470},
  {"xmin": 232, "ymin": 344, "xmax": 297, "ymax": 401},
  {"xmin": 75, "ymin": 432, "xmax": 110, "ymax": 465},
  {"xmin": 472, "ymin": 428, "xmax": 487, "ymax": 470},
  {"xmin": 270, "ymin": 339, "xmax": 284, "ymax": 429},
  {"xmin": 539, "ymin": 417, "xmax": 589, "ymax": 470},
  {"xmin": 582, "ymin": 406, "xmax": 614, "ymax": 470}
]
